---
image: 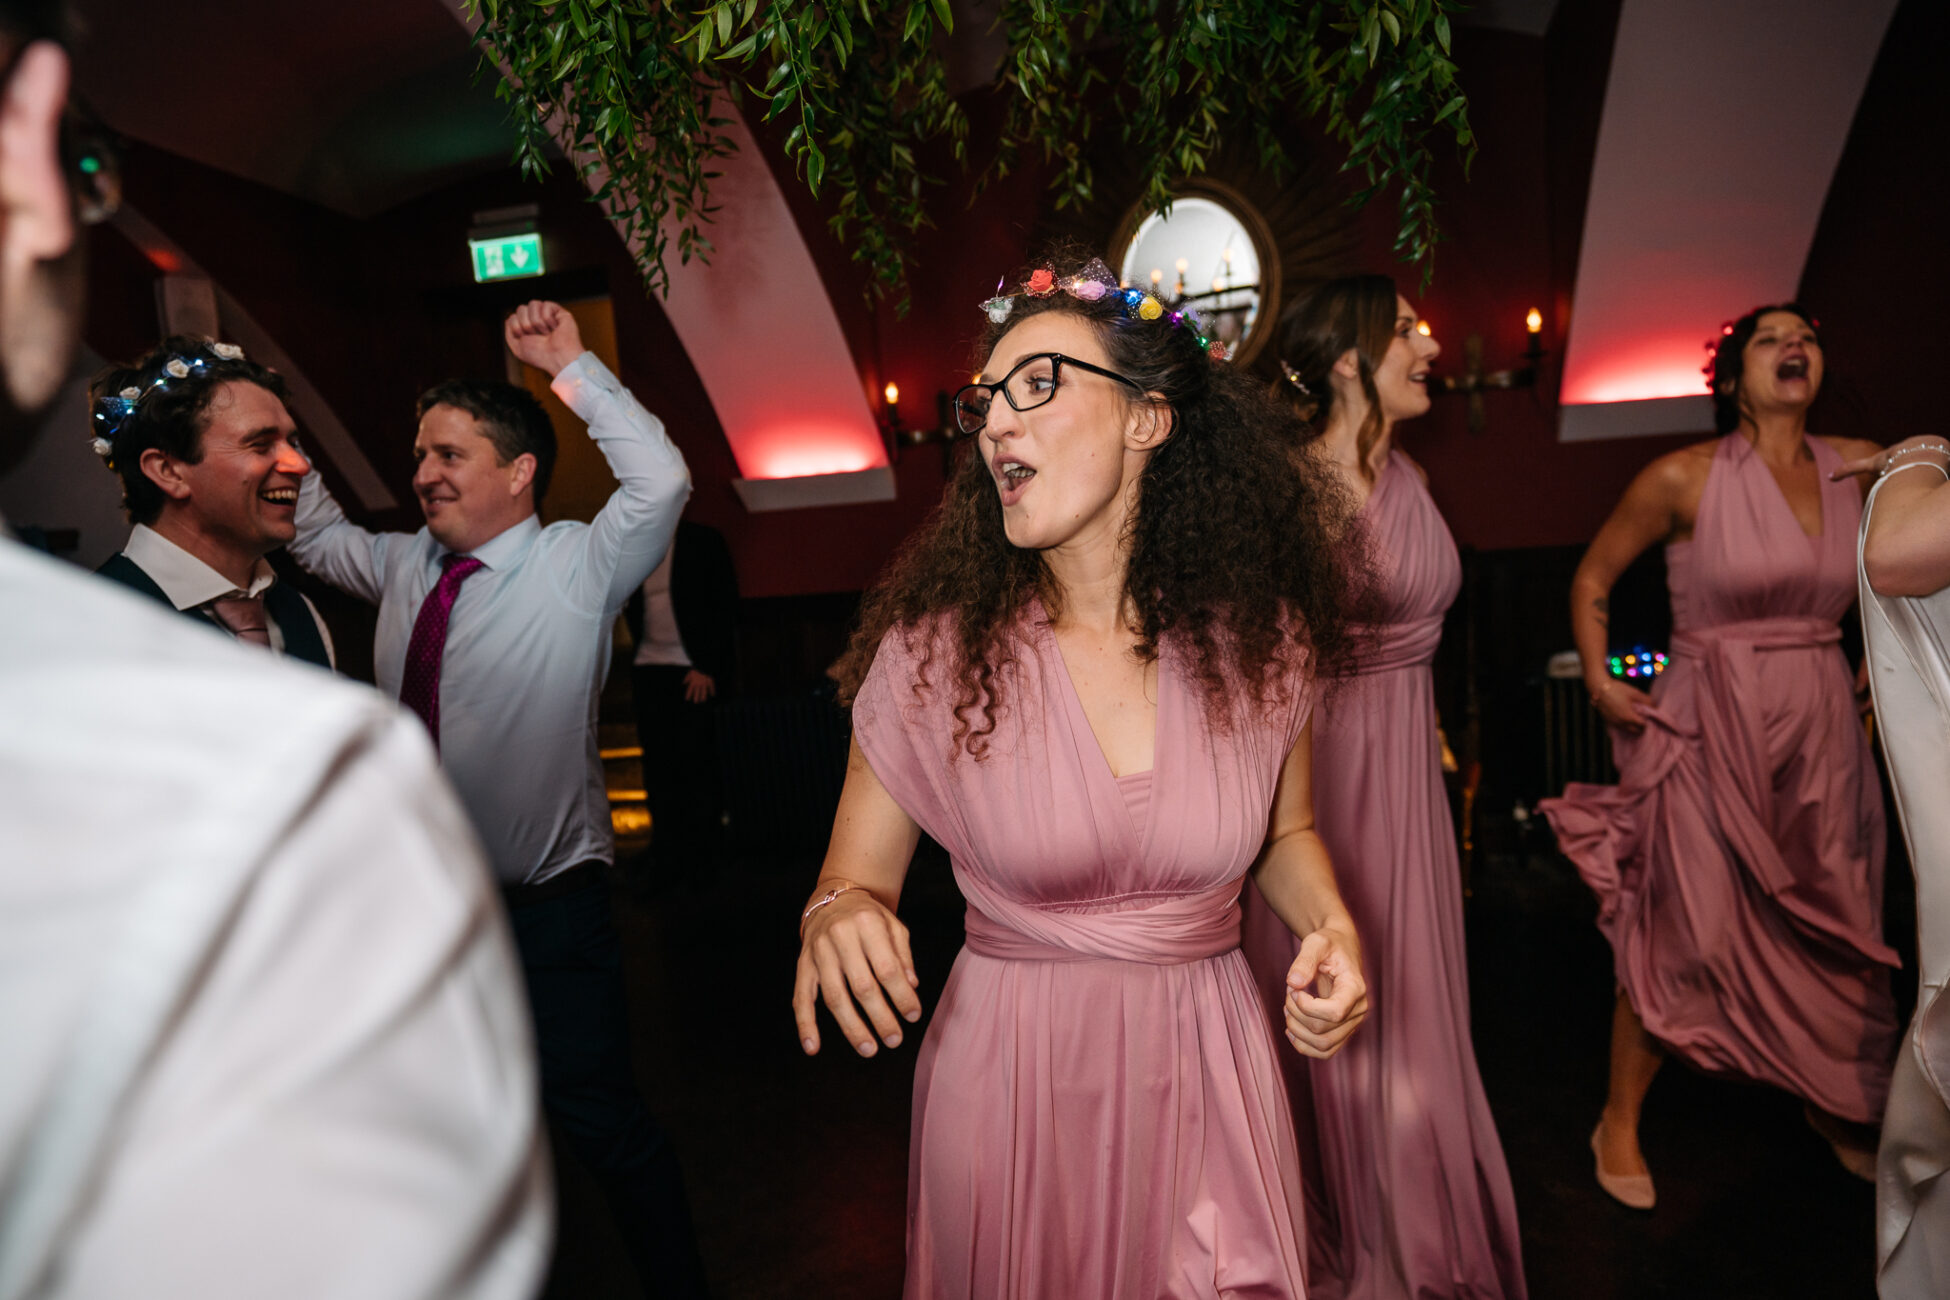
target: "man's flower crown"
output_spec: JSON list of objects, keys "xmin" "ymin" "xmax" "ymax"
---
[
  {"xmin": 980, "ymin": 259, "xmax": 1232, "ymax": 361},
  {"xmin": 90, "ymin": 341, "xmax": 246, "ymax": 459}
]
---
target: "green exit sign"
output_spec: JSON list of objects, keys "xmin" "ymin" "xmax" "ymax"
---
[{"xmin": 469, "ymin": 232, "xmax": 544, "ymax": 283}]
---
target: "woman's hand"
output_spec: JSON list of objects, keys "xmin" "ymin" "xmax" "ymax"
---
[
  {"xmin": 793, "ymin": 884, "xmax": 922, "ymax": 1058},
  {"xmin": 1283, "ymin": 924, "xmax": 1368, "ymax": 1059},
  {"xmin": 1831, "ymin": 436, "xmax": 1950, "ymax": 480},
  {"xmin": 1588, "ymin": 676, "xmax": 1651, "ymax": 733}
]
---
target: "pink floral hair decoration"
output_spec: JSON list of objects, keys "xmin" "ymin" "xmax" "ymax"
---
[{"xmin": 980, "ymin": 258, "xmax": 1232, "ymax": 362}]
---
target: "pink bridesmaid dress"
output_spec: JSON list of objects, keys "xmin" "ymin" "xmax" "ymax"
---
[
  {"xmin": 1542, "ymin": 433, "xmax": 1899, "ymax": 1122},
  {"xmin": 852, "ymin": 602, "xmax": 1316, "ymax": 1299},
  {"xmin": 1242, "ymin": 452, "xmax": 1527, "ymax": 1299}
]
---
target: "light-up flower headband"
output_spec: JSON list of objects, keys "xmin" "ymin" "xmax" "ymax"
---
[
  {"xmin": 980, "ymin": 258, "xmax": 1232, "ymax": 361},
  {"xmin": 90, "ymin": 341, "xmax": 247, "ymax": 459}
]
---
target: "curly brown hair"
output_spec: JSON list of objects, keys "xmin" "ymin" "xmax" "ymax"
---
[{"xmin": 834, "ymin": 246, "xmax": 1370, "ymax": 755}]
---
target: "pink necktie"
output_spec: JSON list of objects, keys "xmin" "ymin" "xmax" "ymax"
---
[
  {"xmin": 399, "ymin": 555, "xmax": 484, "ymax": 750},
  {"xmin": 209, "ymin": 594, "xmax": 272, "ymax": 647}
]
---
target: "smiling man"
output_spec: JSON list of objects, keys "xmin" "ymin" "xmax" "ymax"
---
[
  {"xmin": 91, "ymin": 337, "xmax": 333, "ymax": 666},
  {"xmin": 290, "ymin": 299, "xmax": 708, "ymax": 1297}
]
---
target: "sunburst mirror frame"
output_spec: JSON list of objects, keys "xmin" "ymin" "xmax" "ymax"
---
[{"xmin": 1035, "ymin": 133, "xmax": 1360, "ymax": 378}]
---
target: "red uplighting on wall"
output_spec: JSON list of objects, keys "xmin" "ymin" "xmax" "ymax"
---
[
  {"xmin": 1560, "ymin": 330, "xmax": 1715, "ymax": 406},
  {"xmin": 734, "ymin": 424, "xmax": 887, "ymax": 480}
]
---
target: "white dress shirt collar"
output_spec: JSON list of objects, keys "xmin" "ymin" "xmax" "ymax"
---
[
  {"xmin": 446, "ymin": 514, "xmax": 542, "ymax": 574},
  {"xmin": 124, "ymin": 523, "xmax": 278, "ymax": 609}
]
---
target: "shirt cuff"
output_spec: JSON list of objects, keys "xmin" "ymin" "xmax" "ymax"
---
[{"xmin": 549, "ymin": 352, "xmax": 622, "ymax": 423}]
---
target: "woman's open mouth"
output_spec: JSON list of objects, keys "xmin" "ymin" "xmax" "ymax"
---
[{"xmin": 993, "ymin": 457, "xmax": 1036, "ymax": 506}]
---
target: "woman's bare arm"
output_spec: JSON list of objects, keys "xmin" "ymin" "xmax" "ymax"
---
[
  {"xmin": 1834, "ymin": 437, "xmax": 1950, "ymax": 597},
  {"xmin": 1570, "ymin": 453, "xmax": 1693, "ymax": 731},
  {"xmin": 792, "ymin": 738, "xmax": 925, "ymax": 1058},
  {"xmin": 1251, "ymin": 716, "xmax": 1368, "ymax": 1058}
]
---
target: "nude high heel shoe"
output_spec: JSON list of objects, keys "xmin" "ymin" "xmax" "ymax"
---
[{"xmin": 1591, "ymin": 1120, "xmax": 1656, "ymax": 1210}]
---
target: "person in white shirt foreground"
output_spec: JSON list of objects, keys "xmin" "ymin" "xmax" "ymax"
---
[
  {"xmin": 87, "ymin": 335, "xmax": 334, "ymax": 666},
  {"xmin": 289, "ymin": 301, "xmax": 708, "ymax": 1297},
  {"xmin": 0, "ymin": 4, "xmax": 550, "ymax": 1296},
  {"xmin": 1837, "ymin": 434, "xmax": 1950, "ymax": 1297}
]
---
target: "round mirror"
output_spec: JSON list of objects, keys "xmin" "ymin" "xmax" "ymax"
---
[{"xmin": 1115, "ymin": 194, "xmax": 1269, "ymax": 363}]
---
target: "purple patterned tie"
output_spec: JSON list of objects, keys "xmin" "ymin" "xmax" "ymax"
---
[{"xmin": 399, "ymin": 554, "xmax": 484, "ymax": 750}]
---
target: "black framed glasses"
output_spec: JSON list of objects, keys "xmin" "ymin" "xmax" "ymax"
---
[{"xmin": 952, "ymin": 352, "xmax": 1147, "ymax": 435}]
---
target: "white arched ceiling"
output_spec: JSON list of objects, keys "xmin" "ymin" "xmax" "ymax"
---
[
  {"xmin": 1557, "ymin": 0, "xmax": 1898, "ymax": 441},
  {"xmin": 448, "ymin": 5, "xmax": 892, "ymax": 511}
]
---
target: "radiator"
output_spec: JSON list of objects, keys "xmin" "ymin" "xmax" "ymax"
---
[
  {"xmin": 1539, "ymin": 676, "xmax": 1618, "ymax": 795},
  {"xmin": 716, "ymin": 691, "xmax": 853, "ymax": 855}
]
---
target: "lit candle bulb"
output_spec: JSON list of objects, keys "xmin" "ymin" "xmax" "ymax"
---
[
  {"xmin": 883, "ymin": 381, "xmax": 899, "ymax": 406},
  {"xmin": 1212, "ymin": 277, "xmax": 1224, "ymax": 292},
  {"xmin": 1416, "ymin": 320, "xmax": 1431, "ymax": 336},
  {"xmin": 1175, "ymin": 258, "xmax": 1188, "ymax": 273},
  {"xmin": 1150, "ymin": 268, "xmax": 1163, "ymax": 286},
  {"xmin": 1526, "ymin": 307, "xmax": 1542, "ymax": 335}
]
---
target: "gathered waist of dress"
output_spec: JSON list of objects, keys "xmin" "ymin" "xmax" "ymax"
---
[
  {"xmin": 960, "ymin": 877, "xmax": 1244, "ymax": 965},
  {"xmin": 1671, "ymin": 615, "xmax": 1841, "ymax": 656},
  {"xmin": 1349, "ymin": 614, "xmax": 1444, "ymax": 677}
]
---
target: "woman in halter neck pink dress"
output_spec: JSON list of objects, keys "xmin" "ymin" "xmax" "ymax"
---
[
  {"xmin": 1244, "ymin": 277, "xmax": 1526, "ymax": 1299},
  {"xmin": 1541, "ymin": 304, "xmax": 1900, "ymax": 1207},
  {"xmin": 790, "ymin": 251, "xmax": 1373, "ymax": 1299}
]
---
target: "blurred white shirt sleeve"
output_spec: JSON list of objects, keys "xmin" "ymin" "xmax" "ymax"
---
[{"xmin": 46, "ymin": 714, "xmax": 550, "ymax": 1300}]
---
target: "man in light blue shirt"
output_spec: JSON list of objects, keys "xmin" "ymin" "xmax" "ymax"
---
[{"xmin": 291, "ymin": 300, "xmax": 708, "ymax": 1296}]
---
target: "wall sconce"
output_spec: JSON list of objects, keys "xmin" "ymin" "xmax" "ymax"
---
[
  {"xmin": 880, "ymin": 382, "xmax": 968, "ymax": 472},
  {"xmin": 880, "ymin": 381, "xmax": 902, "ymax": 458},
  {"xmin": 1435, "ymin": 307, "xmax": 1547, "ymax": 433}
]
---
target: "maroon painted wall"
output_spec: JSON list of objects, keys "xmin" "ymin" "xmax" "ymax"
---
[{"xmin": 1798, "ymin": 0, "xmax": 1948, "ymax": 445}]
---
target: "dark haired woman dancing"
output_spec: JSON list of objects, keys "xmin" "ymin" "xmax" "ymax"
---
[
  {"xmin": 791, "ymin": 250, "xmax": 1371, "ymax": 1297},
  {"xmin": 1541, "ymin": 305, "xmax": 1898, "ymax": 1207},
  {"xmin": 1244, "ymin": 275, "xmax": 1525, "ymax": 1298}
]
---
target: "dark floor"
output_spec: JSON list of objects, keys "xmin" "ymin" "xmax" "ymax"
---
[{"xmin": 541, "ymin": 829, "xmax": 1883, "ymax": 1299}]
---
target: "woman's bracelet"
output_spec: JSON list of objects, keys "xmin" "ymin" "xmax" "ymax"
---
[
  {"xmin": 1881, "ymin": 442, "xmax": 1950, "ymax": 476},
  {"xmin": 801, "ymin": 881, "xmax": 860, "ymax": 937},
  {"xmin": 1880, "ymin": 460, "xmax": 1950, "ymax": 484}
]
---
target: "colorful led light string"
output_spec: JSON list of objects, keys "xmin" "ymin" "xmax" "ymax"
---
[
  {"xmin": 1608, "ymin": 648, "xmax": 1669, "ymax": 680},
  {"xmin": 980, "ymin": 258, "xmax": 1232, "ymax": 361}
]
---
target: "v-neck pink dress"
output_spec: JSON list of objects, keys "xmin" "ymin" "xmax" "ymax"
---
[
  {"xmin": 1542, "ymin": 434, "xmax": 1899, "ymax": 1121},
  {"xmin": 853, "ymin": 605, "xmax": 1316, "ymax": 1299},
  {"xmin": 1243, "ymin": 452, "xmax": 1526, "ymax": 1299}
]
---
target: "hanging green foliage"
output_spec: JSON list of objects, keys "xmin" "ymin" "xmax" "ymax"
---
[{"xmin": 466, "ymin": 0, "xmax": 1474, "ymax": 306}]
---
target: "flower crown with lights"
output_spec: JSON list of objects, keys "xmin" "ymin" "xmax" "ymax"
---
[
  {"xmin": 90, "ymin": 341, "xmax": 247, "ymax": 460},
  {"xmin": 980, "ymin": 258, "xmax": 1232, "ymax": 361}
]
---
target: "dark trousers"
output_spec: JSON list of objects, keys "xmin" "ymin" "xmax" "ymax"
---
[
  {"xmin": 632, "ymin": 665, "xmax": 724, "ymax": 870},
  {"xmin": 505, "ymin": 875, "xmax": 709, "ymax": 1298}
]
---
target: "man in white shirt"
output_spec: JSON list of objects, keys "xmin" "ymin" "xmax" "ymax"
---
[
  {"xmin": 0, "ymin": 6, "xmax": 549, "ymax": 1297},
  {"xmin": 88, "ymin": 336, "xmax": 333, "ymax": 666},
  {"xmin": 290, "ymin": 301, "xmax": 709, "ymax": 1297}
]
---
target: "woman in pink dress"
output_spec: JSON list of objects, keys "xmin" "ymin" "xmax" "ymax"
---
[
  {"xmin": 789, "ymin": 250, "xmax": 1372, "ymax": 1298},
  {"xmin": 1541, "ymin": 303, "xmax": 1899, "ymax": 1208},
  {"xmin": 1243, "ymin": 276, "xmax": 1527, "ymax": 1298}
]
